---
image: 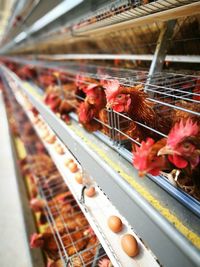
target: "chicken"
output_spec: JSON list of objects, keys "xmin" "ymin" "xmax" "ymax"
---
[
  {"xmin": 30, "ymin": 231, "xmax": 60, "ymax": 260},
  {"xmin": 30, "ymin": 226, "xmax": 88, "ymax": 260},
  {"xmin": 133, "ymin": 138, "xmax": 169, "ymax": 177},
  {"xmin": 69, "ymin": 228, "xmax": 99, "ymax": 267},
  {"xmin": 70, "ymin": 250, "xmax": 94, "ymax": 267},
  {"xmin": 38, "ymin": 74, "xmax": 57, "ymax": 88},
  {"xmin": 133, "ymin": 119, "xmax": 200, "ymax": 199},
  {"xmin": 98, "ymin": 257, "xmax": 113, "ymax": 267},
  {"xmin": 30, "ymin": 198, "xmax": 45, "ymax": 212},
  {"xmin": 158, "ymin": 119, "xmax": 200, "ymax": 198},
  {"xmin": 22, "ymin": 154, "xmax": 57, "ymax": 177},
  {"xmin": 17, "ymin": 65, "xmax": 37, "ymax": 80},
  {"xmin": 78, "ymin": 101, "xmax": 102, "ymax": 132},
  {"xmin": 41, "ymin": 173, "xmax": 67, "ymax": 197},
  {"xmin": 44, "ymin": 90, "xmax": 62, "ymax": 113},
  {"xmin": 77, "ymin": 82, "xmax": 106, "ymax": 132},
  {"xmin": 103, "ymin": 80, "xmax": 171, "ymax": 142},
  {"xmin": 44, "ymin": 83, "xmax": 78, "ymax": 118},
  {"xmin": 172, "ymin": 100, "xmax": 200, "ymax": 126},
  {"xmin": 66, "ymin": 231, "xmax": 88, "ymax": 256}
]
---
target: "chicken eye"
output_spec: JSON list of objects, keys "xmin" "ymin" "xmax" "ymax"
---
[
  {"xmin": 117, "ymin": 95, "xmax": 122, "ymax": 99},
  {"xmin": 183, "ymin": 142, "xmax": 191, "ymax": 149}
]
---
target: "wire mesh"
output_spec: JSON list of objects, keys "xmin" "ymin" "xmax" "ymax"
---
[
  {"xmin": 26, "ymin": 62, "xmax": 199, "ymax": 204},
  {"xmin": 2, "ymin": 82, "xmax": 111, "ymax": 267},
  {"xmin": 73, "ymin": 0, "xmax": 199, "ymax": 34}
]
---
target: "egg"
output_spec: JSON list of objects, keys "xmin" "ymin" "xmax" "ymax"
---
[
  {"xmin": 121, "ymin": 234, "xmax": 139, "ymax": 257},
  {"xmin": 75, "ymin": 172, "xmax": 83, "ymax": 184},
  {"xmin": 68, "ymin": 162, "xmax": 78, "ymax": 173},
  {"xmin": 85, "ymin": 186, "xmax": 96, "ymax": 197},
  {"xmin": 65, "ymin": 158, "xmax": 74, "ymax": 166},
  {"xmin": 46, "ymin": 135, "xmax": 56, "ymax": 144},
  {"xmin": 55, "ymin": 144, "xmax": 65, "ymax": 155},
  {"xmin": 32, "ymin": 116, "xmax": 39, "ymax": 124},
  {"xmin": 108, "ymin": 216, "xmax": 123, "ymax": 233}
]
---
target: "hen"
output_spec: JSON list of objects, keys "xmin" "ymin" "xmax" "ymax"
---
[
  {"xmin": 103, "ymin": 80, "xmax": 172, "ymax": 142},
  {"xmin": 30, "ymin": 229, "xmax": 63, "ymax": 260},
  {"xmin": 133, "ymin": 119, "xmax": 200, "ymax": 199},
  {"xmin": 77, "ymin": 81, "xmax": 107, "ymax": 132},
  {"xmin": 30, "ymin": 224, "xmax": 91, "ymax": 260},
  {"xmin": 17, "ymin": 65, "xmax": 37, "ymax": 80},
  {"xmin": 172, "ymin": 100, "xmax": 200, "ymax": 126},
  {"xmin": 158, "ymin": 119, "xmax": 200, "ymax": 198}
]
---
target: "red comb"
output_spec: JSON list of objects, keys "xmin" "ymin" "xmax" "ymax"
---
[
  {"xmin": 82, "ymin": 83, "xmax": 98, "ymax": 95},
  {"xmin": 133, "ymin": 138, "xmax": 155, "ymax": 170},
  {"xmin": 103, "ymin": 79, "xmax": 120, "ymax": 101},
  {"xmin": 167, "ymin": 119, "xmax": 199, "ymax": 148}
]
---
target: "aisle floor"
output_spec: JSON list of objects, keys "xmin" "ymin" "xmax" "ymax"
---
[{"xmin": 0, "ymin": 91, "xmax": 32, "ymax": 267}]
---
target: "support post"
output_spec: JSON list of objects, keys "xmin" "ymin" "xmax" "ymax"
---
[{"xmin": 145, "ymin": 20, "xmax": 176, "ymax": 94}]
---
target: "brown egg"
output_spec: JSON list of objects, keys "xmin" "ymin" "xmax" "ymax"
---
[
  {"xmin": 46, "ymin": 135, "xmax": 56, "ymax": 144},
  {"xmin": 32, "ymin": 116, "xmax": 39, "ymax": 124},
  {"xmin": 55, "ymin": 144, "xmax": 65, "ymax": 155},
  {"xmin": 85, "ymin": 186, "xmax": 96, "ymax": 197},
  {"xmin": 108, "ymin": 216, "xmax": 123, "ymax": 233},
  {"xmin": 38, "ymin": 121, "xmax": 45, "ymax": 127},
  {"xmin": 75, "ymin": 172, "xmax": 83, "ymax": 184},
  {"xmin": 121, "ymin": 234, "xmax": 139, "ymax": 257},
  {"xmin": 68, "ymin": 162, "xmax": 78, "ymax": 173},
  {"xmin": 65, "ymin": 158, "xmax": 74, "ymax": 166}
]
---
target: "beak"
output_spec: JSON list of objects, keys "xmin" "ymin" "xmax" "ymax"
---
[
  {"xmin": 158, "ymin": 146, "xmax": 175, "ymax": 156},
  {"xmin": 106, "ymin": 102, "xmax": 112, "ymax": 109},
  {"xmin": 138, "ymin": 171, "xmax": 147, "ymax": 177}
]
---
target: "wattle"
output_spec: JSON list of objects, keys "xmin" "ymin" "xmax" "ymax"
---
[
  {"xmin": 168, "ymin": 155, "xmax": 188, "ymax": 168},
  {"xmin": 113, "ymin": 104, "xmax": 124, "ymax": 112},
  {"xmin": 149, "ymin": 168, "xmax": 161, "ymax": 176}
]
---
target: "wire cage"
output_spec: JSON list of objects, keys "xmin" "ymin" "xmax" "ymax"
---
[
  {"xmin": 72, "ymin": 0, "xmax": 199, "ymax": 34},
  {"xmin": 2, "ymin": 82, "xmax": 111, "ymax": 267},
  {"xmin": 2, "ymin": 56, "xmax": 200, "ymax": 214},
  {"xmin": 26, "ymin": 62, "xmax": 200, "ymax": 207}
]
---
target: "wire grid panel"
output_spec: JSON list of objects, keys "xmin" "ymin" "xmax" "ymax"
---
[
  {"xmin": 12, "ymin": 79, "xmax": 163, "ymax": 267},
  {"xmin": 47, "ymin": 63, "xmax": 200, "ymax": 139},
  {"xmin": 29, "ymin": 113, "xmax": 161, "ymax": 267},
  {"xmin": 3, "ymin": 82, "xmax": 108, "ymax": 267},
  {"xmin": 3, "ymin": 63, "xmax": 200, "ymax": 208},
  {"xmin": 36, "ymin": 65, "xmax": 200, "ymax": 204},
  {"xmin": 8, "ymin": 60, "xmax": 200, "ymax": 158},
  {"xmin": 67, "ymin": 64, "xmax": 200, "ymax": 117},
  {"xmin": 73, "ymin": 0, "xmax": 199, "ymax": 34},
  {"xmin": 3, "ymin": 61, "xmax": 200, "ymax": 145},
  {"xmin": 36, "ymin": 175, "xmax": 103, "ymax": 266}
]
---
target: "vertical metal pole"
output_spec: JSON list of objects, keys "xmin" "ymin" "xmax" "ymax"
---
[{"xmin": 145, "ymin": 20, "xmax": 176, "ymax": 94}]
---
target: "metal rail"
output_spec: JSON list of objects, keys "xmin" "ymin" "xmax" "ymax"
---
[{"xmin": 35, "ymin": 54, "xmax": 200, "ymax": 63}]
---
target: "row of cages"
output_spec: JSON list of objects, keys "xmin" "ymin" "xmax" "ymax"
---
[
  {"xmin": 2, "ymin": 80, "xmax": 110, "ymax": 267},
  {"xmin": 2, "ymin": 59, "xmax": 200, "ymax": 216},
  {"xmin": 60, "ymin": 0, "xmax": 199, "ymax": 32}
]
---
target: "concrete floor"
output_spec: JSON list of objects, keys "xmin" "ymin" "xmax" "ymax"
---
[{"xmin": 0, "ymin": 91, "xmax": 33, "ymax": 267}]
